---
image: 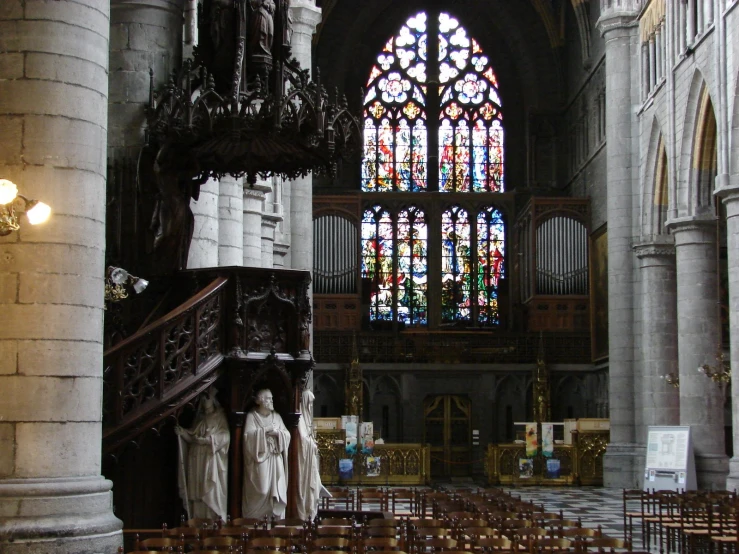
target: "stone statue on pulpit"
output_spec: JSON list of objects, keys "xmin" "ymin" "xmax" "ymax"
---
[
  {"xmin": 296, "ymin": 389, "xmax": 323, "ymax": 520},
  {"xmin": 175, "ymin": 388, "xmax": 230, "ymax": 521},
  {"xmin": 242, "ymin": 389, "xmax": 291, "ymax": 519}
]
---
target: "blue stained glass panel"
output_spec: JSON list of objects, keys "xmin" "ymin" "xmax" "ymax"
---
[
  {"xmin": 362, "ymin": 207, "xmax": 394, "ymax": 321},
  {"xmin": 441, "ymin": 206, "xmax": 472, "ymax": 322}
]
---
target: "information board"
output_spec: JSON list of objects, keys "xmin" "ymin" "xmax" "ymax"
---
[{"xmin": 643, "ymin": 426, "xmax": 696, "ymax": 491}]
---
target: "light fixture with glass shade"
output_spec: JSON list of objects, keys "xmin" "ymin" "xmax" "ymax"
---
[
  {"xmin": 0, "ymin": 179, "xmax": 52, "ymax": 235},
  {"xmin": 105, "ymin": 266, "xmax": 149, "ymax": 304}
]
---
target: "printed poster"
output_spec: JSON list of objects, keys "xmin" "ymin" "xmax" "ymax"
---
[
  {"xmin": 546, "ymin": 458, "xmax": 561, "ymax": 479},
  {"xmin": 339, "ymin": 458, "xmax": 353, "ymax": 480},
  {"xmin": 519, "ymin": 458, "xmax": 534, "ymax": 478},
  {"xmin": 342, "ymin": 416, "xmax": 358, "ymax": 456},
  {"xmin": 366, "ymin": 456, "xmax": 381, "ymax": 477},
  {"xmin": 360, "ymin": 422, "xmax": 374, "ymax": 455},
  {"xmin": 541, "ymin": 423, "xmax": 554, "ymax": 458},
  {"xmin": 525, "ymin": 423, "xmax": 538, "ymax": 457}
]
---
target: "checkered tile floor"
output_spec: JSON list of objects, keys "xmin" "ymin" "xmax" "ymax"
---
[{"xmin": 351, "ymin": 486, "xmax": 645, "ymax": 550}]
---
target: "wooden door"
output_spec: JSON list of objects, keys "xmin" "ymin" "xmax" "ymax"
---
[{"xmin": 423, "ymin": 395, "xmax": 471, "ymax": 478}]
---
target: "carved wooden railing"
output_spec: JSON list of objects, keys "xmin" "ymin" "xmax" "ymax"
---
[
  {"xmin": 103, "ymin": 277, "xmax": 228, "ymax": 452},
  {"xmin": 314, "ymin": 330, "xmax": 592, "ymax": 364}
]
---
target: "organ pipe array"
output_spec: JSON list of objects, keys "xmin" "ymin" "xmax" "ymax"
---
[
  {"xmin": 516, "ymin": 199, "xmax": 590, "ymax": 302},
  {"xmin": 535, "ymin": 216, "xmax": 589, "ymax": 295},
  {"xmin": 313, "ymin": 214, "xmax": 359, "ymax": 294}
]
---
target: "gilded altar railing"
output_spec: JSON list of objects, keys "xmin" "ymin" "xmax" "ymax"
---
[
  {"xmin": 317, "ymin": 431, "xmax": 430, "ymax": 486},
  {"xmin": 485, "ymin": 430, "xmax": 609, "ymax": 486}
]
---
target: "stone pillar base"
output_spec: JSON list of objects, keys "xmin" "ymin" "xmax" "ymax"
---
[
  {"xmin": 0, "ymin": 477, "xmax": 122, "ymax": 554},
  {"xmin": 603, "ymin": 443, "xmax": 644, "ymax": 489},
  {"xmin": 695, "ymin": 453, "xmax": 729, "ymax": 490},
  {"xmin": 725, "ymin": 457, "xmax": 739, "ymax": 491}
]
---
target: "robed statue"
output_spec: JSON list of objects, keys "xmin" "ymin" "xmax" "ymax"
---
[
  {"xmin": 175, "ymin": 388, "xmax": 230, "ymax": 521},
  {"xmin": 242, "ymin": 389, "xmax": 291, "ymax": 519},
  {"xmin": 296, "ymin": 390, "xmax": 324, "ymax": 520}
]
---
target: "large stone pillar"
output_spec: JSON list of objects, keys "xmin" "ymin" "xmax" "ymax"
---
[
  {"xmin": 0, "ymin": 0, "xmax": 122, "ymax": 551},
  {"xmin": 597, "ymin": 4, "xmax": 640, "ymax": 488},
  {"xmin": 669, "ymin": 217, "xmax": 727, "ymax": 488},
  {"xmin": 289, "ymin": 1, "xmax": 322, "ymax": 272},
  {"xmin": 218, "ymin": 176, "xmax": 244, "ymax": 266},
  {"xmin": 108, "ymin": 0, "xmax": 184, "ymax": 160},
  {"xmin": 634, "ymin": 239, "xmax": 680, "ymax": 437},
  {"xmin": 720, "ymin": 188, "xmax": 739, "ymax": 490},
  {"xmin": 188, "ymin": 177, "xmax": 219, "ymax": 268},
  {"xmin": 243, "ymin": 189, "xmax": 265, "ymax": 267}
]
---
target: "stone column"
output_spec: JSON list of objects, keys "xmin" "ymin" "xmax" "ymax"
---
[
  {"xmin": 243, "ymin": 189, "xmax": 265, "ymax": 267},
  {"xmin": 597, "ymin": 6, "xmax": 640, "ymax": 488},
  {"xmin": 188, "ymin": 177, "xmax": 219, "ymax": 268},
  {"xmin": 108, "ymin": 0, "xmax": 184, "ymax": 160},
  {"xmin": 289, "ymin": 1, "xmax": 322, "ymax": 272},
  {"xmin": 634, "ymin": 239, "xmax": 680, "ymax": 437},
  {"xmin": 0, "ymin": 1, "xmax": 122, "ymax": 552},
  {"xmin": 218, "ymin": 176, "xmax": 244, "ymax": 266},
  {"xmin": 669, "ymin": 217, "xmax": 727, "ymax": 488},
  {"xmin": 261, "ymin": 218, "xmax": 279, "ymax": 268},
  {"xmin": 720, "ymin": 188, "xmax": 739, "ymax": 490}
]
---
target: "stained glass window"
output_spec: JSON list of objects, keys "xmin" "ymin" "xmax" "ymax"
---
[
  {"xmin": 361, "ymin": 11, "xmax": 506, "ymax": 326},
  {"xmin": 397, "ymin": 207, "xmax": 428, "ymax": 325},
  {"xmin": 362, "ymin": 206, "xmax": 394, "ymax": 321},
  {"xmin": 441, "ymin": 206, "xmax": 472, "ymax": 322},
  {"xmin": 477, "ymin": 207, "xmax": 505, "ymax": 325},
  {"xmin": 438, "ymin": 15, "xmax": 504, "ymax": 192},
  {"xmin": 363, "ymin": 13, "xmax": 428, "ymax": 192}
]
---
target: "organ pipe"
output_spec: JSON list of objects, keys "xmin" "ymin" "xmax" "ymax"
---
[
  {"xmin": 534, "ymin": 215, "xmax": 588, "ymax": 296},
  {"xmin": 313, "ymin": 214, "xmax": 358, "ymax": 294}
]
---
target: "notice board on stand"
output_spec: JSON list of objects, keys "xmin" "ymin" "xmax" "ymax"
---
[{"xmin": 643, "ymin": 426, "xmax": 696, "ymax": 491}]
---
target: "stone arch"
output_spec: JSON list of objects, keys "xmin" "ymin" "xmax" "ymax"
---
[
  {"xmin": 641, "ymin": 118, "xmax": 669, "ymax": 237},
  {"xmin": 678, "ymin": 71, "xmax": 717, "ymax": 217},
  {"xmin": 731, "ymin": 67, "xmax": 739, "ymax": 187},
  {"xmin": 367, "ymin": 374, "xmax": 402, "ymax": 442},
  {"xmin": 493, "ymin": 374, "xmax": 527, "ymax": 443},
  {"xmin": 551, "ymin": 375, "xmax": 588, "ymax": 421},
  {"xmin": 692, "ymin": 89, "xmax": 719, "ymax": 212},
  {"xmin": 313, "ymin": 373, "xmax": 343, "ymax": 418}
]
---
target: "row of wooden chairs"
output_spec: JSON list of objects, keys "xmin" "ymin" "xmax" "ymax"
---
[{"xmin": 623, "ymin": 488, "xmax": 739, "ymax": 554}]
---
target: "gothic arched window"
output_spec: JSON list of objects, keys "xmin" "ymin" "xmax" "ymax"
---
[{"xmin": 361, "ymin": 11, "xmax": 506, "ymax": 327}]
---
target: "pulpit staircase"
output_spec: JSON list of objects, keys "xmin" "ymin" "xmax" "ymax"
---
[{"xmin": 102, "ymin": 267, "xmax": 314, "ymax": 457}]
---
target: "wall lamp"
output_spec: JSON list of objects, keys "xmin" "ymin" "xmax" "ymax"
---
[
  {"xmin": 0, "ymin": 179, "xmax": 51, "ymax": 235},
  {"xmin": 105, "ymin": 266, "xmax": 149, "ymax": 304}
]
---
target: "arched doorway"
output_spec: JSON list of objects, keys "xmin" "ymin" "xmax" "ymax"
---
[{"xmin": 423, "ymin": 395, "xmax": 472, "ymax": 479}]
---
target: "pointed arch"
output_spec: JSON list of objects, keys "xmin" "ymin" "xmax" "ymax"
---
[
  {"xmin": 692, "ymin": 88, "xmax": 718, "ymax": 211},
  {"xmin": 641, "ymin": 118, "xmax": 669, "ymax": 236},
  {"xmin": 679, "ymin": 72, "xmax": 717, "ymax": 217}
]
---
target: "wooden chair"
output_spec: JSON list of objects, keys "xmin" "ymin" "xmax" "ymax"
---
[
  {"xmin": 529, "ymin": 537, "xmax": 573, "ymax": 553},
  {"xmin": 247, "ymin": 537, "xmax": 288, "ymax": 552},
  {"xmin": 311, "ymin": 537, "xmax": 352, "ymax": 552},
  {"xmin": 135, "ymin": 536, "xmax": 181, "ymax": 551},
  {"xmin": 580, "ymin": 537, "xmax": 631, "ymax": 552},
  {"xmin": 473, "ymin": 537, "xmax": 516, "ymax": 552},
  {"xmin": 391, "ymin": 489, "xmax": 418, "ymax": 516},
  {"xmin": 358, "ymin": 537, "xmax": 399, "ymax": 554},
  {"xmin": 416, "ymin": 537, "xmax": 457, "ymax": 554},
  {"xmin": 323, "ymin": 488, "xmax": 355, "ymax": 511},
  {"xmin": 233, "ymin": 518, "xmax": 268, "ymax": 529},
  {"xmin": 368, "ymin": 518, "xmax": 400, "ymax": 528},
  {"xmin": 364, "ymin": 526, "xmax": 397, "ymax": 539},
  {"xmin": 201, "ymin": 536, "xmax": 243, "ymax": 552},
  {"xmin": 320, "ymin": 518, "xmax": 354, "ymax": 527},
  {"xmin": 359, "ymin": 489, "xmax": 390, "ymax": 512},
  {"xmin": 162, "ymin": 527, "xmax": 202, "ymax": 550},
  {"xmin": 511, "ymin": 527, "xmax": 549, "ymax": 552},
  {"xmin": 187, "ymin": 518, "xmax": 217, "ymax": 531}
]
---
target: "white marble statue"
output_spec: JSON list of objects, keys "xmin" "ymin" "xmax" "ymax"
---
[
  {"xmin": 175, "ymin": 388, "xmax": 230, "ymax": 521},
  {"xmin": 296, "ymin": 389, "xmax": 323, "ymax": 520},
  {"xmin": 242, "ymin": 388, "xmax": 291, "ymax": 519}
]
